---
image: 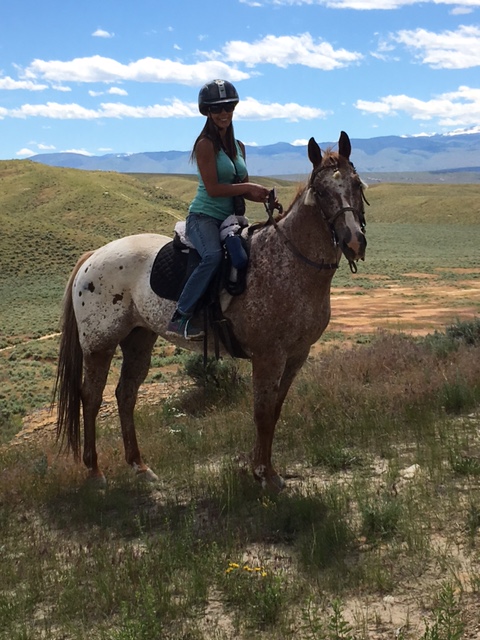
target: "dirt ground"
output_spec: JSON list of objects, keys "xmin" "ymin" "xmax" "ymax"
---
[{"xmin": 328, "ymin": 270, "xmax": 480, "ymax": 337}]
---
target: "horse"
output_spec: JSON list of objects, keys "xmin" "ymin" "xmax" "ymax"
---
[{"xmin": 54, "ymin": 132, "xmax": 367, "ymax": 492}]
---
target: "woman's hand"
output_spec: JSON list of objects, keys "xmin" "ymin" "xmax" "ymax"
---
[{"xmin": 243, "ymin": 183, "xmax": 271, "ymax": 203}]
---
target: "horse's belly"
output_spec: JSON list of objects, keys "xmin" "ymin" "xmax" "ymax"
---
[{"xmin": 72, "ymin": 234, "xmax": 171, "ymax": 349}]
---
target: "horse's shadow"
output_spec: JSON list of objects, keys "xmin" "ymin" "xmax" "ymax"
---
[{"xmin": 43, "ymin": 465, "xmax": 354, "ymax": 572}]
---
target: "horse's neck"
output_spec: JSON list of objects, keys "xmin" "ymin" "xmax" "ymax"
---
[{"xmin": 278, "ymin": 193, "xmax": 339, "ymax": 266}]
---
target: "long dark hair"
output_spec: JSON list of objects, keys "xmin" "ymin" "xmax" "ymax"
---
[{"xmin": 190, "ymin": 116, "xmax": 238, "ymax": 163}]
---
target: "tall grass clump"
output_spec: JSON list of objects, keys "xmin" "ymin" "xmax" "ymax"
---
[
  {"xmin": 169, "ymin": 354, "xmax": 250, "ymax": 416},
  {"xmin": 284, "ymin": 325, "xmax": 480, "ymax": 465}
]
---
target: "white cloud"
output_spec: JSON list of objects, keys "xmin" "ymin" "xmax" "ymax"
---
[
  {"xmin": 22, "ymin": 55, "xmax": 250, "ymax": 85},
  {"xmin": 98, "ymin": 100, "xmax": 199, "ymax": 118},
  {"xmin": 16, "ymin": 148, "xmax": 35, "ymax": 157},
  {"xmin": 61, "ymin": 148, "xmax": 94, "ymax": 155},
  {"xmin": 450, "ymin": 6, "xmax": 474, "ymax": 13},
  {"xmin": 92, "ymin": 29, "xmax": 114, "ymax": 38},
  {"xmin": 9, "ymin": 102, "xmax": 102, "ymax": 119},
  {"xmin": 1, "ymin": 96, "xmax": 328, "ymax": 122},
  {"xmin": 393, "ymin": 25, "xmax": 480, "ymax": 69},
  {"xmin": 292, "ymin": 139, "xmax": 309, "ymax": 146},
  {"xmin": 0, "ymin": 76, "xmax": 48, "ymax": 91},
  {"xmin": 37, "ymin": 143, "xmax": 56, "ymax": 150},
  {"xmin": 355, "ymin": 85, "xmax": 480, "ymax": 128},
  {"xmin": 108, "ymin": 87, "xmax": 128, "ymax": 96},
  {"xmin": 238, "ymin": 97, "xmax": 329, "ymax": 121},
  {"xmin": 59, "ymin": 149, "xmax": 94, "ymax": 156},
  {"xmin": 218, "ymin": 33, "xmax": 362, "ymax": 69},
  {"xmin": 241, "ymin": 0, "xmax": 480, "ymax": 8}
]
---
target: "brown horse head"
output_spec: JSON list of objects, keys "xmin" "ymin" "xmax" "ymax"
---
[{"xmin": 306, "ymin": 132, "xmax": 367, "ymax": 265}]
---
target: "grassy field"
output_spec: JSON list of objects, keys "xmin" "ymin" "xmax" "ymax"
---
[
  {"xmin": 1, "ymin": 161, "xmax": 479, "ymax": 425},
  {"xmin": 1, "ymin": 326, "xmax": 480, "ymax": 639},
  {"xmin": 1, "ymin": 161, "xmax": 480, "ymax": 638}
]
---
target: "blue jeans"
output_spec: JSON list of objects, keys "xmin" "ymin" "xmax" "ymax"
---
[{"xmin": 177, "ymin": 213, "xmax": 223, "ymax": 316}]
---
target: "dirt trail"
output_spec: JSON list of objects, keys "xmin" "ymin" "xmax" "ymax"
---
[{"xmin": 9, "ymin": 380, "xmax": 181, "ymax": 449}]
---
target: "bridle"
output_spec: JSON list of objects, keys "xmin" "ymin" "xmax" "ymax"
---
[{"xmin": 263, "ymin": 164, "xmax": 368, "ymax": 273}]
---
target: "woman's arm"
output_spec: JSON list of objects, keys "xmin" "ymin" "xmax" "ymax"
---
[{"xmin": 196, "ymin": 137, "xmax": 269, "ymax": 203}]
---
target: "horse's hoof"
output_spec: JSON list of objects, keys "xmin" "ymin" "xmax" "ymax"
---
[
  {"xmin": 254, "ymin": 465, "xmax": 286, "ymax": 493},
  {"xmin": 134, "ymin": 465, "xmax": 159, "ymax": 483},
  {"xmin": 262, "ymin": 474, "xmax": 286, "ymax": 494},
  {"xmin": 86, "ymin": 472, "xmax": 107, "ymax": 489}
]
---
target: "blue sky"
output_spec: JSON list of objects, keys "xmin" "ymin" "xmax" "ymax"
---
[{"xmin": 1, "ymin": 0, "xmax": 479, "ymax": 159}]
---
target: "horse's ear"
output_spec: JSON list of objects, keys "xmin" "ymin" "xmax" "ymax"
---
[
  {"xmin": 308, "ymin": 137, "xmax": 322, "ymax": 168},
  {"xmin": 338, "ymin": 131, "xmax": 351, "ymax": 160}
]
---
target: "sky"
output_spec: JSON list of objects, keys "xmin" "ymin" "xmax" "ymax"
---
[{"xmin": 1, "ymin": 0, "xmax": 479, "ymax": 160}]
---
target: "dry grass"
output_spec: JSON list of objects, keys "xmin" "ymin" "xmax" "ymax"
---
[{"xmin": 1, "ymin": 325, "xmax": 480, "ymax": 639}]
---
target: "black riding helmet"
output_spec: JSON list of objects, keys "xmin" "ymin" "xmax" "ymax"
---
[{"xmin": 198, "ymin": 79, "xmax": 239, "ymax": 116}]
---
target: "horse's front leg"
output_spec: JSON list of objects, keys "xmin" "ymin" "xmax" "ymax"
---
[
  {"xmin": 251, "ymin": 353, "xmax": 286, "ymax": 492},
  {"xmin": 251, "ymin": 349, "xmax": 310, "ymax": 492}
]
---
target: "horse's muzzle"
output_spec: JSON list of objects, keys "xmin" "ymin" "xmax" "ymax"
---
[{"xmin": 340, "ymin": 229, "xmax": 367, "ymax": 262}]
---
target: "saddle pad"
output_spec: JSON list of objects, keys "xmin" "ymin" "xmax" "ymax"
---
[
  {"xmin": 150, "ymin": 236, "xmax": 248, "ymax": 302},
  {"xmin": 149, "ymin": 241, "xmax": 191, "ymax": 301}
]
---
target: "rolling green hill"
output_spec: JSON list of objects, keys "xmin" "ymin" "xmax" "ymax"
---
[
  {"xmin": 1, "ymin": 160, "xmax": 479, "ymax": 348},
  {"xmin": 0, "ymin": 161, "xmax": 297, "ymax": 347},
  {"xmin": 364, "ymin": 182, "xmax": 480, "ymax": 224}
]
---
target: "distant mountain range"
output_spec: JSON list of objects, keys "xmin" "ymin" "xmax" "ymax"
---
[{"xmin": 30, "ymin": 132, "xmax": 480, "ymax": 179}]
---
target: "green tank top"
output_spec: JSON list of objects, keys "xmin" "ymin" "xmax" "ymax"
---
[{"xmin": 189, "ymin": 140, "xmax": 247, "ymax": 221}]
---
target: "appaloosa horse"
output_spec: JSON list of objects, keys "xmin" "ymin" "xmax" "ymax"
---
[{"xmin": 54, "ymin": 132, "xmax": 367, "ymax": 491}]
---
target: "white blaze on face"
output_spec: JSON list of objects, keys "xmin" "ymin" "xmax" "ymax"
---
[
  {"xmin": 336, "ymin": 183, "xmax": 363, "ymax": 256},
  {"xmin": 344, "ymin": 209, "xmax": 362, "ymax": 255}
]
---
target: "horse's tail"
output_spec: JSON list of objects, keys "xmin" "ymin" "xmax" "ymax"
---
[{"xmin": 52, "ymin": 251, "xmax": 94, "ymax": 461}]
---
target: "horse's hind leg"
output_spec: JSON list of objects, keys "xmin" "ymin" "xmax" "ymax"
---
[
  {"xmin": 117, "ymin": 327, "xmax": 158, "ymax": 481},
  {"xmin": 82, "ymin": 349, "xmax": 116, "ymax": 483}
]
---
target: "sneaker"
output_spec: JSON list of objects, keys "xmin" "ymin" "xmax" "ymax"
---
[
  {"xmin": 166, "ymin": 311, "xmax": 204, "ymax": 340},
  {"xmin": 184, "ymin": 317, "xmax": 204, "ymax": 341}
]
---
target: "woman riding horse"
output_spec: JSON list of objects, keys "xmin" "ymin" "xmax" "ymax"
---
[{"xmin": 167, "ymin": 80, "xmax": 271, "ymax": 340}]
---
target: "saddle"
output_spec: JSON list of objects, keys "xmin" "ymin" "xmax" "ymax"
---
[{"xmin": 149, "ymin": 220, "xmax": 250, "ymax": 359}]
